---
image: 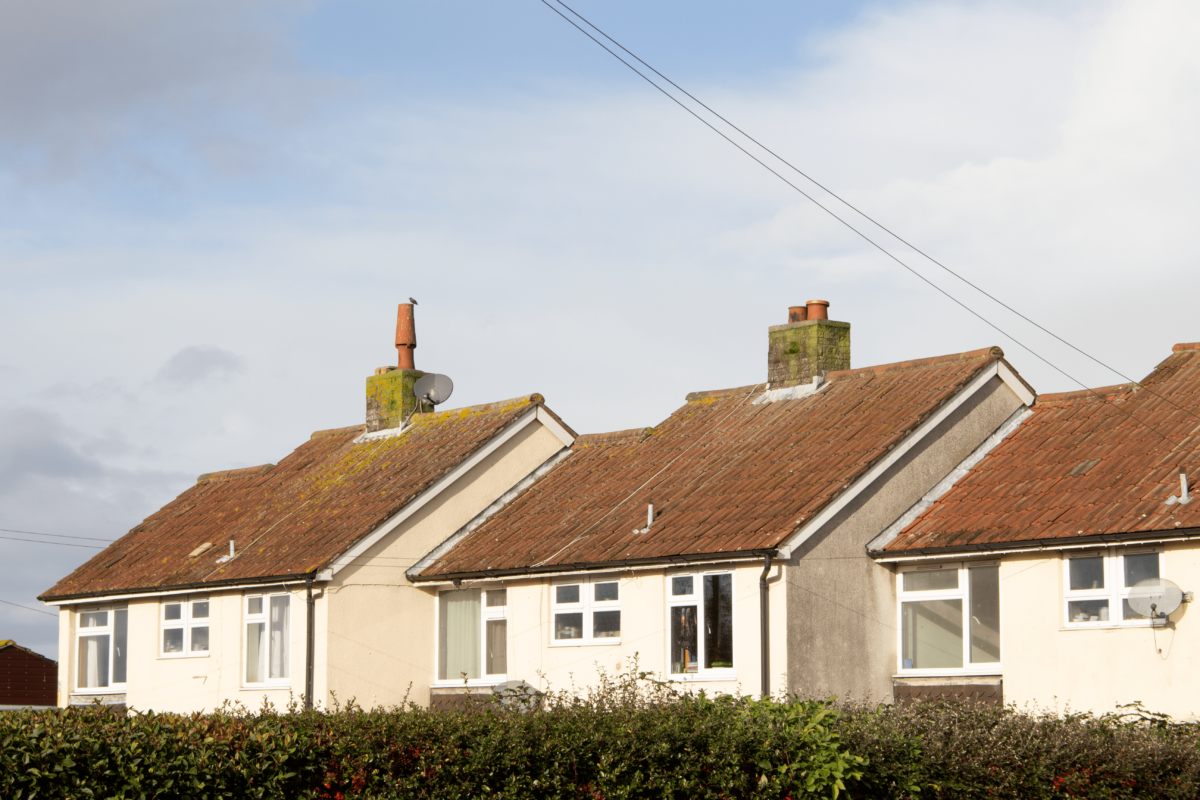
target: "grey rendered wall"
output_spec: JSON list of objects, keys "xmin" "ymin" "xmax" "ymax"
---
[{"xmin": 785, "ymin": 376, "xmax": 1023, "ymax": 702}]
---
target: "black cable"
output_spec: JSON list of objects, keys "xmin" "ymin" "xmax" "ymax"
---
[
  {"xmin": 0, "ymin": 598, "xmax": 57, "ymax": 617},
  {"xmin": 535, "ymin": 0, "xmax": 1183, "ymax": 448},
  {"xmin": 0, "ymin": 527, "xmax": 116, "ymax": 543},
  {"xmin": 0, "ymin": 534, "xmax": 105, "ymax": 550}
]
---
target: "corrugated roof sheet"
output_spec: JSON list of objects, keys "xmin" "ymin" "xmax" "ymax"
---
[
  {"xmin": 417, "ymin": 348, "xmax": 1007, "ymax": 578},
  {"xmin": 40, "ymin": 395, "xmax": 545, "ymax": 601},
  {"xmin": 884, "ymin": 345, "xmax": 1200, "ymax": 552}
]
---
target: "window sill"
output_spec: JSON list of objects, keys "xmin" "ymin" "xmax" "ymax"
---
[
  {"xmin": 1061, "ymin": 621, "xmax": 1163, "ymax": 631},
  {"xmin": 666, "ymin": 672, "xmax": 738, "ymax": 683},
  {"xmin": 431, "ymin": 679, "xmax": 508, "ymax": 689},
  {"xmin": 157, "ymin": 653, "xmax": 210, "ymax": 660},
  {"xmin": 894, "ymin": 668, "xmax": 1002, "ymax": 678},
  {"xmin": 71, "ymin": 688, "xmax": 127, "ymax": 696},
  {"xmin": 240, "ymin": 683, "xmax": 292, "ymax": 691},
  {"xmin": 549, "ymin": 639, "xmax": 622, "ymax": 648}
]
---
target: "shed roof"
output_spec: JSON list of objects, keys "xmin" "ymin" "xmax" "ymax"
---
[
  {"xmin": 40, "ymin": 394, "xmax": 557, "ymax": 601},
  {"xmin": 882, "ymin": 344, "xmax": 1200, "ymax": 553},
  {"xmin": 415, "ymin": 347, "xmax": 1013, "ymax": 579}
]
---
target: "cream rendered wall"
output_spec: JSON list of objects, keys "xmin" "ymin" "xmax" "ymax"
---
[
  {"xmin": 999, "ymin": 543, "xmax": 1200, "ymax": 719},
  {"xmin": 441, "ymin": 560, "xmax": 788, "ymax": 699},
  {"xmin": 325, "ymin": 420, "xmax": 566, "ymax": 709}
]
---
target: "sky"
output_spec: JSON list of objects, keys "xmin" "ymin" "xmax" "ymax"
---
[{"xmin": 3, "ymin": 0, "xmax": 1200, "ymax": 660}]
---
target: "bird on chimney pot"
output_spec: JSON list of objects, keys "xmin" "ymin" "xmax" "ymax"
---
[{"xmin": 409, "ymin": 297, "xmax": 418, "ymax": 305}]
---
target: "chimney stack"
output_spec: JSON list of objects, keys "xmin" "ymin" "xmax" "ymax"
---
[
  {"xmin": 365, "ymin": 303, "xmax": 428, "ymax": 432},
  {"xmin": 767, "ymin": 300, "xmax": 850, "ymax": 388}
]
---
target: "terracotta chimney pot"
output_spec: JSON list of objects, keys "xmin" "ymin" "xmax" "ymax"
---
[
  {"xmin": 805, "ymin": 300, "xmax": 829, "ymax": 321},
  {"xmin": 395, "ymin": 303, "xmax": 416, "ymax": 370},
  {"xmin": 788, "ymin": 305, "xmax": 808, "ymax": 323}
]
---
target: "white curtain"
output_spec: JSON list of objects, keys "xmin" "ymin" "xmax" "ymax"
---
[
  {"xmin": 439, "ymin": 589, "xmax": 480, "ymax": 680},
  {"xmin": 269, "ymin": 596, "xmax": 289, "ymax": 679},
  {"xmin": 79, "ymin": 635, "xmax": 108, "ymax": 688},
  {"xmin": 246, "ymin": 622, "xmax": 267, "ymax": 683}
]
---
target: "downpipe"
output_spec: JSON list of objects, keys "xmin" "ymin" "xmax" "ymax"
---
[
  {"xmin": 305, "ymin": 574, "xmax": 315, "ymax": 710},
  {"xmin": 760, "ymin": 552, "xmax": 773, "ymax": 700}
]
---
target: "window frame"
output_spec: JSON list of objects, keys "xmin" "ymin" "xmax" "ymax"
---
[
  {"xmin": 549, "ymin": 576, "xmax": 622, "ymax": 647},
  {"xmin": 666, "ymin": 570, "xmax": 737, "ymax": 682},
  {"xmin": 242, "ymin": 591, "xmax": 292, "ymax": 689},
  {"xmin": 896, "ymin": 561, "xmax": 1002, "ymax": 677},
  {"xmin": 159, "ymin": 595, "xmax": 211, "ymax": 658},
  {"xmin": 1063, "ymin": 547, "xmax": 1163, "ymax": 629},
  {"xmin": 74, "ymin": 605, "xmax": 128, "ymax": 694},
  {"xmin": 433, "ymin": 585, "xmax": 509, "ymax": 687}
]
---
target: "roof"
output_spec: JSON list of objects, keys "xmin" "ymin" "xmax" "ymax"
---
[
  {"xmin": 40, "ymin": 394, "xmax": 555, "ymax": 602},
  {"xmin": 0, "ymin": 640, "xmax": 55, "ymax": 663},
  {"xmin": 882, "ymin": 344, "xmax": 1200, "ymax": 554},
  {"xmin": 415, "ymin": 347, "xmax": 1013, "ymax": 579}
]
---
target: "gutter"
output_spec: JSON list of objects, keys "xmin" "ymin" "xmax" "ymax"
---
[
  {"xmin": 870, "ymin": 526, "xmax": 1200, "ymax": 563},
  {"xmin": 408, "ymin": 549, "xmax": 778, "ymax": 584},
  {"xmin": 41, "ymin": 570, "xmax": 334, "ymax": 606}
]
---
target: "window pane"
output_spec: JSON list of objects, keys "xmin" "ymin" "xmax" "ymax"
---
[
  {"xmin": 163, "ymin": 628, "xmax": 184, "ymax": 653},
  {"xmin": 164, "ymin": 603, "xmax": 182, "ymax": 621},
  {"xmin": 672, "ymin": 576, "xmax": 694, "ymax": 596},
  {"xmin": 246, "ymin": 622, "xmax": 266, "ymax": 683},
  {"xmin": 1124, "ymin": 553, "xmax": 1159, "ymax": 587},
  {"xmin": 703, "ymin": 574, "xmax": 734, "ymax": 669},
  {"xmin": 555, "ymin": 585, "xmax": 580, "ymax": 604},
  {"xmin": 1069, "ymin": 557, "xmax": 1104, "ymax": 590},
  {"xmin": 969, "ymin": 567, "xmax": 1000, "ymax": 664},
  {"xmin": 593, "ymin": 610, "xmax": 620, "ymax": 638},
  {"xmin": 594, "ymin": 582, "xmax": 619, "ymax": 602},
  {"xmin": 80, "ymin": 611, "xmax": 108, "ymax": 628},
  {"xmin": 438, "ymin": 589, "xmax": 481, "ymax": 681},
  {"xmin": 670, "ymin": 606, "xmax": 697, "ymax": 674},
  {"xmin": 113, "ymin": 609, "xmax": 128, "ymax": 684},
  {"xmin": 269, "ymin": 596, "xmax": 290, "ymax": 680},
  {"xmin": 901, "ymin": 600, "xmax": 963, "ymax": 669},
  {"xmin": 1068, "ymin": 599, "xmax": 1109, "ymax": 623},
  {"xmin": 485, "ymin": 589, "xmax": 507, "ymax": 607},
  {"xmin": 192, "ymin": 600, "xmax": 210, "ymax": 619},
  {"xmin": 79, "ymin": 635, "xmax": 110, "ymax": 688},
  {"xmin": 191, "ymin": 626, "xmax": 210, "ymax": 652},
  {"xmin": 1122, "ymin": 599, "xmax": 1152, "ymax": 621},
  {"xmin": 248, "ymin": 597, "xmax": 263, "ymax": 615},
  {"xmin": 903, "ymin": 570, "xmax": 958, "ymax": 592},
  {"xmin": 485, "ymin": 619, "xmax": 507, "ymax": 675},
  {"xmin": 554, "ymin": 612, "xmax": 583, "ymax": 640}
]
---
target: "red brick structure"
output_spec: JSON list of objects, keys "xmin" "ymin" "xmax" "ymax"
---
[{"xmin": 0, "ymin": 640, "xmax": 57, "ymax": 708}]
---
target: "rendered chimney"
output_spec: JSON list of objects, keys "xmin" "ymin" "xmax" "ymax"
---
[
  {"xmin": 365, "ymin": 303, "xmax": 427, "ymax": 432},
  {"xmin": 767, "ymin": 300, "xmax": 850, "ymax": 388}
]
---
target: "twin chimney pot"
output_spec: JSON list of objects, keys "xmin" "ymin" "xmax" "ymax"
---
[{"xmin": 768, "ymin": 300, "xmax": 849, "ymax": 388}]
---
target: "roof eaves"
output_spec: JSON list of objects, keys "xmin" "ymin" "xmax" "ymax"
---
[{"xmin": 870, "ymin": 526, "xmax": 1200, "ymax": 561}]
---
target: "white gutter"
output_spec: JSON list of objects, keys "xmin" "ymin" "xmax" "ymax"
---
[
  {"xmin": 872, "ymin": 533, "xmax": 1200, "ymax": 564},
  {"xmin": 411, "ymin": 554, "xmax": 768, "ymax": 587},
  {"xmin": 44, "ymin": 570, "xmax": 334, "ymax": 607},
  {"xmin": 777, "ymin": 360, "xmax": 1029, "ymax": 559}
]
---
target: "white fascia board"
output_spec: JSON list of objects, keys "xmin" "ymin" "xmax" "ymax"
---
[
  {"xmin": 44, "ymin": 572, "xmax": 333, "ymax": 607},
  {"xmin": 873, "ymin": 534, "xmax": 1200, "ymax": 564},
  {"xmin": 412, "ymin": 554, "xmax": 767, "ymax": 587},
  {"xmin": 997, "ymin": 360, "xmax": 1036, "ymax": 405},
  {"xmin": 330, "ymin": 407, "xmax": 564, "ymax": 577},
  {"xmin": 777, "ymin": 361, "xmax": 1020, "ymax": 559},
  {"xmin": 535, "ymin": 406, "xmax": 576, "ymax": 448}
]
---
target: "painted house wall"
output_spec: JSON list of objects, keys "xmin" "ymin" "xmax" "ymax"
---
[
  {"xmin": 326, "ymin": 420, "xmax": 568, "ymax": 709},
  {"xmin": 429, "ymin": 559, "xmax": 789, "ymax": 700},
  {"xmin": 998, "ymin": 543, "xmax": 1200, "ymax": 719},
  {"xmin": 786, "ymin": 376, "xmax": 1025, "ymax": 703}
]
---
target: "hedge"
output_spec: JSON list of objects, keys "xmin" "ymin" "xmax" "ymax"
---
[{"xmin": 2, "ymin": 670, "xmax": 1198, "ymax": 799}]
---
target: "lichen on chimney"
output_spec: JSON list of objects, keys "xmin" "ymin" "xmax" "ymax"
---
[
  {"xmin": 366, "ymin": 368, "xmax": 429, "ymax": 432},
  {"xmin": 767, "ymin": 319, "xmax": 850, "ymax": 388}
]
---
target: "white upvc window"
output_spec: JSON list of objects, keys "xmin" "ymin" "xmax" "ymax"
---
[
  {"xmin": 76, "ymin": 606, "xmax": 128, "ymax": 692},
  {"xmin": 161, "ymin": 596, "xmax": 210, "ymax": 657},
  {"xmin": 897, "ymin": 562, "xmax": 1000, "ymax": 675},
  {"xmin": 1064, "ymin": 548, "xmax": 1162, "ymax": 627},
  {"xmin": 550, "ymin": 577, "xmax": 620, "ymax": 646},
  {"xmin": 667, "ymin": 571, "xmax": 735, "ymax": 679},
  {"xmin": 436, "ymin": 586, "xmax": 508, "ymax": 685},
  {"xmin": 244, "ymin": 593, "xmax": 290, "ymax": 687}
]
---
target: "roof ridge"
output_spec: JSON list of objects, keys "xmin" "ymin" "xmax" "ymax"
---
[
  {"xmin": 1172, "ymin": 342, "xmax": 1200, "ymax": 352},
  {"xmin": 576, "ymin": 427, "xmax": 653, "ymax": 446},
  {"xmin": 311, "ymin": 424, "xmax": 365, "ymax": 440},
  {"xmin": 196, "ymin": 463, "xmax": 275, "ymax": 485},
  {"xmin": 826, "ymin": 346, "xmax": 1003, "ymax": 381},
  {"xmin": 685, "ymin": 384, "xmax": 763, "ymax": 403},
  {"xmin": 417, "ymin": 393, "xmax": 544, "ymax": 421},
  {"xmin": 1037, "ymin": 383, "xmax": 1135, "ymax": 404}
]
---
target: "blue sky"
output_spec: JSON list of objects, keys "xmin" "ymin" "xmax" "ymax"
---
[{"xmin": 4, "ymin": 0, "xmax": 1200, "ymax": 659}]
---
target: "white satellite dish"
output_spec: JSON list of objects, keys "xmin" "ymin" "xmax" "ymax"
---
[
  {"xmin": 1127, "ymin": 578, "xmax": 1184, "ymax": 621},
  {"xmin": 413, "ymin": 373, "xmax": 454, "ymax": 406}
]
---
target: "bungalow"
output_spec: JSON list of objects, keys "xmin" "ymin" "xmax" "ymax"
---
[
  {"xmin": 38, "ymin": 304, "xmax": 576, "ymax": 711},
  {"xmin": 872, "ymin": 342, "xmax": 1200, "ymax": 717},
  {"xmin": 407, "ymin": 301, "xmax": 1036, "ymax": 706}
]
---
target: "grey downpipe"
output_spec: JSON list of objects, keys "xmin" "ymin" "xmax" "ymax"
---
[
  {"xmin": 305, "ymin": 574, "xmax": 315, "ymax": 710},
  {"xmin": 760, "ymin": 552, "xmax": 773, "ymax": 700}
]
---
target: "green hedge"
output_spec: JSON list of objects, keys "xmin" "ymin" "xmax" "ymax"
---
[{"xmin": 3, "ymin": 671, "xmax": 1199, "ymax": 800}]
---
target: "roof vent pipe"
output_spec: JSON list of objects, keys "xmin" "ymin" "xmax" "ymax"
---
[
  {"xmin": 805, "ymin": 300, "xmax": 829, "ymax": 321},
  {"xmin": 395, "ymin": 303, "xmax": 417, "ymax": 370}
]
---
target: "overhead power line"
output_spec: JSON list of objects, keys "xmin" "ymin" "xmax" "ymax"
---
[
  {"xmin": 0, "ymin": 534, "xmax": 105, "ymax": 550},
  {"xmin": 0, "ymin": 527, "xmax": 116, "ymax": 543},
  {"xmin": 0, "ymin": 598, "xmax": 57, "ymax": 618},
  {"xmin": 537, "ymin": 0, "xmax": 1196, "ymax": 448}
]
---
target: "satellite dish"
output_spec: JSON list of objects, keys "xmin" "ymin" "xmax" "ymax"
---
[
  {"xmin": 1127, "ymin": 578, "xmax": 1184, "ymax": 621},
  {"xmin": 413, "ymin": 373, "xmax": 454, "ymax": 406}
]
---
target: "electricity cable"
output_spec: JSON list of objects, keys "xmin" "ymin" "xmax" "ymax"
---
[
  {"xmin": 0, "ymin": 534, "xmax": 105, "ymax": 550},
  {"xmin": 0, "ymin": 527, "xmax": 116, "ymax": 543},
  {"xmin": 0, "ymin": 598, "xmax": 57, "ymax": 617},
  {"xmin": 536, "ymin": 0, "xmax": 1184, "ymax": 447}
]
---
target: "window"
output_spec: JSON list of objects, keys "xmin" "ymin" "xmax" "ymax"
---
[
  {"xmin": 898, "ymin": 563, "xmax": 1000, "ymax": 673},
  {"xmin": 667, "ymin": 572, "xmax": 734, "ymax": 677},
  {"xmin": 76, "ymin": 606, "xmax": 127, "ymax": 692},
  {"xmin": 245, "ymin": 593, "xmax": 290, "ymax": 686},
  {"xmin": 1064, "ymin": 548, "xmax": 1162, "ymax": 627},
  {"xmin": 551, "ymin": 577, "xmax": 620, "ymax": 646},
  {"xmin": 437, "ymin": 587, "xmax": 508, "ymax": 683},
  {"xmin": 161, "ymin": 596, "xmax": 210, "ymax": 657}
]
